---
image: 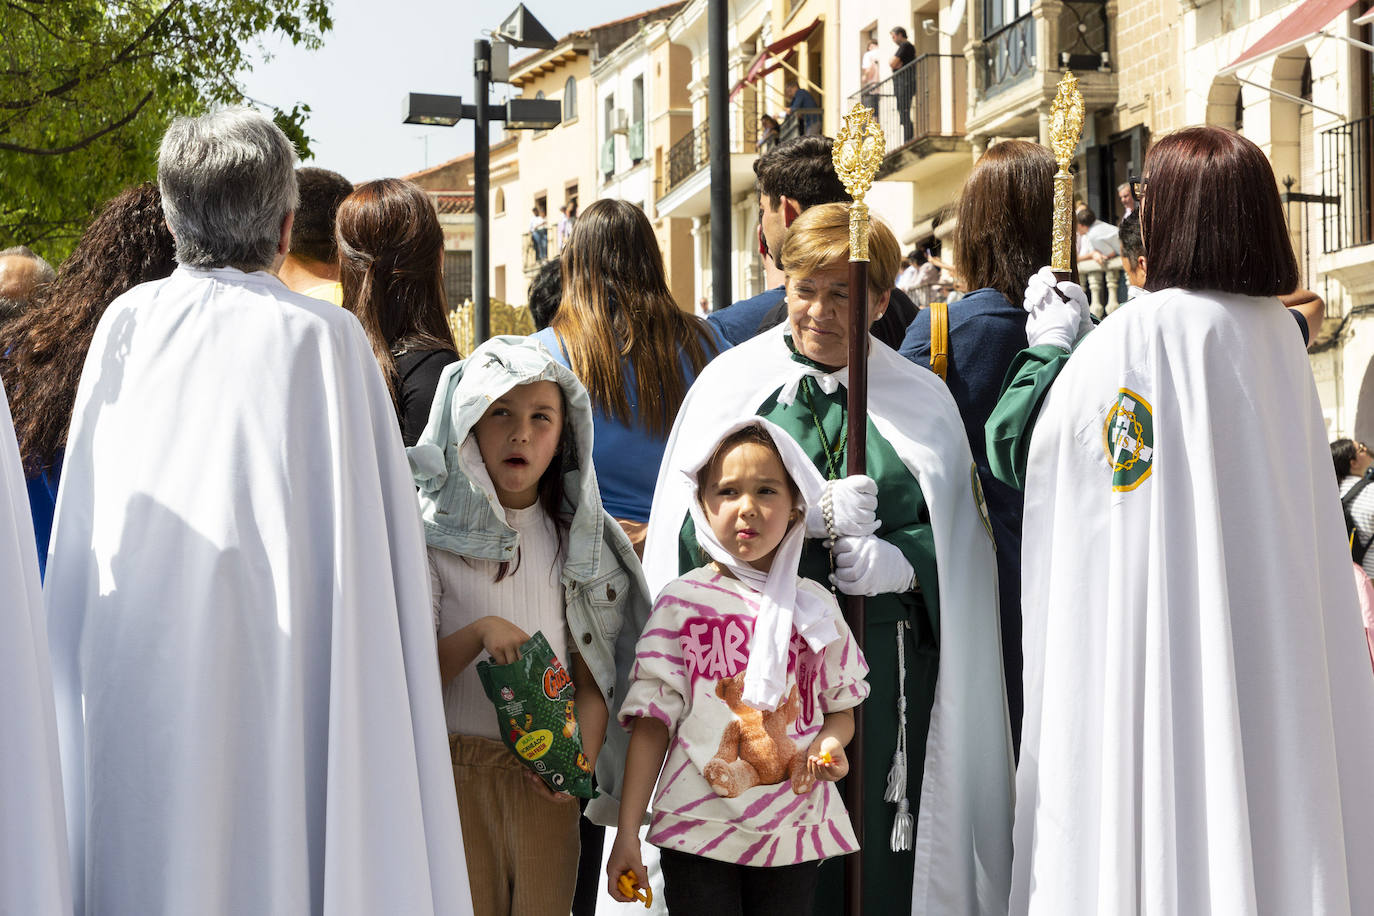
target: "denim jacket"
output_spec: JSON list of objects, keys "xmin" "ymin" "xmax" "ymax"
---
[{"xmin": 408, "ymin": 335, "xmax": 650, "ymax": 825}]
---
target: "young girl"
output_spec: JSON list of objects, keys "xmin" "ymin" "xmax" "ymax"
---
[
  {"xmin": 409, "ymin": 335, "xmax": 650, "ymax": 916},
  {"xmin": 606, "ymin": 418, "xmax": 869, "ymax": 915}
]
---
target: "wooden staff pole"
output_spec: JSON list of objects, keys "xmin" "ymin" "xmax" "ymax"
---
[{"xmin": 832, "ymin": 102, "xmax": 885, "ymax": 916}]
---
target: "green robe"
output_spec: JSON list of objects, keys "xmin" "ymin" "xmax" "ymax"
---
[
  {"xmin": 679, "ymin": 359, "xmax": 943, "ymax": 914},
  {"xmin": 985, "ymin": 344, "xmax": 1072, "ymax": 492}
]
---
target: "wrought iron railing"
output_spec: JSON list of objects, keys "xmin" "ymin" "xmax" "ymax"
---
[
  {"xmin": 663, "ymin": 94, "xmax": 763, "ymax": 195},
  {"xmin": 665, "ymin": 123, "xmax": 709, "ymax": 194},
  {"xmin": 1320, "ymin": 113, "xmax": 1374, "ymax": 254},
  {"xmin": 1058, "ymin": 0, "xmax": 1110, "ymax": 70},
  {"xmin": 982, "ymin": 13, "xmax": 1036, "ymax": 97},
  {"xmin": 848, "ymin": 53, "xmax": 965, "ymax": 150},
  {"xmin": 779, "ymin": 108, "xmax": 823, "ymax": 142}
]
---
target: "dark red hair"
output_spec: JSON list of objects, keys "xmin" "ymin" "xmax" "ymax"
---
[{"xmin": 1141, "ymin": 127, "xmax": 1298, "ymax": 296}]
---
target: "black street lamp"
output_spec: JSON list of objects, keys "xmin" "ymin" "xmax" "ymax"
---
[{"xmin": 404, "ymin": 4, "xmax": 559, "ymax": 345}]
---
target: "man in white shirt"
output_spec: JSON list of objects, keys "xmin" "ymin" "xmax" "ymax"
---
[
  {"xmin": 860, "ymin": 39, "xmax": 882, "ymax": 113},
  {"xmin": 45, "ymin": 107, "xmax": 469, "ymax": 916}
]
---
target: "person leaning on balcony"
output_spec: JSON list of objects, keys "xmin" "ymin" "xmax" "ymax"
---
[
  {"xmin": 897, "ymin": 139, "xmax": 1058, "ymax": 752},
  {"xmin": 890, "ymin": 26, "xmax": 917, "ymax": 143},
  {"xmin": 860, "ymin": 39, "xmax": 883, "ymax": 114},
  {"xmin": 531, "ymin": 198, "xmax": 726, "ymax": 555},
  {"xmin": 707, "ymin": 135, "xmax": 918, "ymax": 347},
  {"xmin": 781, "ymin": 81, "xmax": 821, "ymax": 137}
]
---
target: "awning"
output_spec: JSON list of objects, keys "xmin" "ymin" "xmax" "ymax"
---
[
  {"xmin": 1220, "ymin": 0, "xmax": 1363, "ymax": 74},
  {"xmin": 729, "ymin": 18, "xmax": 820, "ymax": 101}
]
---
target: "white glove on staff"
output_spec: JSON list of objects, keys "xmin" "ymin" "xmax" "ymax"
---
[
  {"xmin": 1023, "ymin": 266, "xmax": 1092, "ymax": 350},
  {"xmin": 830, "ymin": 535, "xmax": 916, "ymax": 597},
  {"xmin": 806, "ymin": 476, "xmax": 881, "ymax": 539}
]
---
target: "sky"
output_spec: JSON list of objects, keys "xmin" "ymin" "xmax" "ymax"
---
[{"xmin": 238, "ymin": 0, "xmax": 658, "ymax": 183}]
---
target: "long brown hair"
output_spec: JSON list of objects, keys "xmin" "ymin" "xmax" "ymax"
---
[
  {"xmin": 336, "ymin": 178, "xmax": 455, "ymax": 398},
  {"xmin": 1, "ymin": 183, "xmax": 176, "ymax": 475},
  {"xmin": 953, "ymin": 140, "xmax": 1055, "ymax": 304},
  {"xmin": 549, "ymin": 199, "xmax": 719, "ymax": 437},
  {"xmin": 1141, "ymin": 126, "xmax": 1298, "ymax": 296}
]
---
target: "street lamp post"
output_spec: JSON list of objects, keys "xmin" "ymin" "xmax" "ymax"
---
[{"xmin": 404, "ymin": 4, "xmax": 559, "ymax": 345}]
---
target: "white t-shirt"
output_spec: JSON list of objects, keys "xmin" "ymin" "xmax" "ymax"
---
[
  {"xmin": 431, "ymin": 503, "xmax": 570, "ymax": 739},
  {"xmin": 861, "ymin": 48, "xmax": 883, "ymax": 83},
  {"xmin": 1077, "ymin": 220, "xmax": 1122, "ymax": 258}
]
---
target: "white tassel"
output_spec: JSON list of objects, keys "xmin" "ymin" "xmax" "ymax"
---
[
  {"xmin": 887, "ymin": 621, "xmax": 911, "ymax": 851},
  {"xmin": 890, "ymin": 798, "xmax": 913, "ymax": 851},
  {"xmin": 884, "ymin": 748, "xmax": 905, "ymax": 803}
]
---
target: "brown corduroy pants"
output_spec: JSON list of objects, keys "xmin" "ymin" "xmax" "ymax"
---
[{"xmin": 450, "ymin": 734, "xmax": 581, "ymax": 916}]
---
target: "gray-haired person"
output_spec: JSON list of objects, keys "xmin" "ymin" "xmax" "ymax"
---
[
  {"xmin": 44, "ymin": 107, "xmax": 471, "ymax": 915},
  {"xmin": 0, "ymin": 245, "xmax": 55, "ymax": 321}
]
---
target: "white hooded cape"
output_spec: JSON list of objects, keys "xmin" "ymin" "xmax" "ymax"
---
[
  {"xmin": 45, "ymin": 267, "xmax": 471, "ymax": 915},
  {"xmin": 1014, "ymin": 288, "xmax": 1374, "ymax": 914},
  {"xmin": 0, "ymin": 379, "xmax": 71, "ymax": 915},
  {"xmin": 642, "ymin": 323, "xmax": 1014, "ymax": 914}
]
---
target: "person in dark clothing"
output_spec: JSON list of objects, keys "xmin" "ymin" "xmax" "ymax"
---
[
  {"xmin": 709, "ymin": 135, "xmax": 917, "ymax": 348},
  {"xmin": 337, "ymin": 178, "xmax": 458, "ymax": 447},
  {"xmin": 890, "ymin": 26, "xmax": 917, "ymax": 143},
  {"xmin": 527, "ymin": 256, "xmax": 562, "ymax": 331},
  {"xmin": 897, "ymin": 139, "xmax": 1058, "ymax": 751}
]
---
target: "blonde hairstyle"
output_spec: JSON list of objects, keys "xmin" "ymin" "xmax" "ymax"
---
[
  {"xmin": 550, "ymin": 198, "xmax": 720, "ymax": 437},
  {"xmin": 777, "ymin": 202, "xmax": 900, "ymax": 300}
]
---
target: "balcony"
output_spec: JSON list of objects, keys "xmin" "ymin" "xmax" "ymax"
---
[
  {"xmin": 657, "ymin": 100, "xmax": 763, "ymax": 220},
  {"xmin": 1317, "ymin": 113, "xmax": 1374, "ymax": 303},
  {"xmin": 965, "ymin": 0, "xmax": 1116, "ymax": 141},
  {"xmin": 521, "ymin": 228, "xmax": 564, "ymax": 278},
  {"xmin": 849, "ymin": 53, "xmax": 968, "ymax": 182}
]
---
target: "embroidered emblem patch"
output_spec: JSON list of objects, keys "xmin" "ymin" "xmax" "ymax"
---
[
  {"xmin": 971, "ymin": 463, "xmax": 995, "ymax": 545},
  {"xmin": 1102, "ymin": 388, "xmax": 1154, "ymax": 491}
]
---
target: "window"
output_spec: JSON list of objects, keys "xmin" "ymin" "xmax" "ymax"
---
[
  {"xmin": 564, "ymin": 76, "xmax": 577, "ymax": 120},
  {"xmin": 494, "ymin": 188, "xmax": 505, "ymax": 216},
  {"xmin": 630, "ymin": 76, "xmax": 645, "ymax": 164},
  {"xmin": 443, "ymin": 250, "xmax": 473, "ymax": 304},
  {"xmin": 983, "ymin": 0, "xmax": 1030, "ymax": 34},
  {"xmin": 494, "ymin": 265, "xmax": 506, "ymax": 304}
]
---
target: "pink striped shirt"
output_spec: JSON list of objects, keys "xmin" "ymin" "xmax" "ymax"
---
[{"xmin": 619, "ymin": 566, "xmax": 869, "ymax": 866}]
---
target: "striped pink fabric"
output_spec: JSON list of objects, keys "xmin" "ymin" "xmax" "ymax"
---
[{"xmin": 619, "ymin": 566, "xmax": 869, "ymax": 866}]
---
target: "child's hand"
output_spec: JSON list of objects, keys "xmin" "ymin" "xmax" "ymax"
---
[
  {"xmin": 807, "ymin": 736, "xmax": 848, "ymax": 781},
  {"xmin": 606, "ymin": 831, "xmax": 648, "ymax": 903},
  {"xmin": 523, "ymin": 770, "xmax": 577, "ymax": 804},
  {"xmin": 480, "ymin": 616, "xmax": 531, "ymax": 664}
]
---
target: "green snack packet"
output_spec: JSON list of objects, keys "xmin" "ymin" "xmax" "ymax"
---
[{"xmin": 476, "ymin": 630, "xmax": 594, "ymax": 798}]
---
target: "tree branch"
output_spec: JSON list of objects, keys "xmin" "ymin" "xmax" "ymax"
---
[{"xmin": 0, "ymin": 90, "xmax": 153, "ymax": 154}]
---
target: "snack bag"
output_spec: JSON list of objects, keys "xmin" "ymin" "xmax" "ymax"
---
[{"xmin": 476, "ymin": 630, "xmax": 594, "ymax": 798}]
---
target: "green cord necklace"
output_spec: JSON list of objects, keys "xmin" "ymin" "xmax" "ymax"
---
[{"xmin": 800, "ymin": 376, "xmax": 847, "ymax": 481}]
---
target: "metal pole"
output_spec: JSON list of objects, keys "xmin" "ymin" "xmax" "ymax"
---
[
  {"xmin": 473, "ymin": 38, "xmax": 492, "ymax": 345},
  {"xmin": 708, "ymin": 0, "xmax": 730, "ymax": 312}
]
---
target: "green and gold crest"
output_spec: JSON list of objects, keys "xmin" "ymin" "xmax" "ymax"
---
[{"xmin": 1102, "ymin": 388, "xmax": 1154, "ymax": 491}]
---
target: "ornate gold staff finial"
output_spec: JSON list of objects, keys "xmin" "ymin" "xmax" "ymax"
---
[
  {"xmin": 1048, "ymin": 71, "xmax": 1085, "ymax": 273},
  {"xmin": 832, "ymin": 103, "xmax": 886, "ymax": 262}
]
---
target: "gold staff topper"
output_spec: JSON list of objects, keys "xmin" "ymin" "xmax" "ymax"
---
[
  {"xmin": 1048, "ymin": 72, "xmax": 1085, "ymax": 273},
  {"xmin": 832, "ymin": 103, "xmax": 886, "ymax": 261}
]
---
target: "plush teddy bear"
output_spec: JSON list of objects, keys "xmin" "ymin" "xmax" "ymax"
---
[{"xmin": 702, "ymin": 673, "xmax": 814, "ymax": 798}]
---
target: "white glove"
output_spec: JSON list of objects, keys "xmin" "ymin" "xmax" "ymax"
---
[
  {"xmin": 1023, "ymin": 266, "xmax": 1091, "ymax": 350},
  {"xmin": 805, "ymin": 476, "xmax": 881, "ymax": 539},
  {"xmin": 830, "ymin": 535, "xmax": 915, "ymax": 597}
]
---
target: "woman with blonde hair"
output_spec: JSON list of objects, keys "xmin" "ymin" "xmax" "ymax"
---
[
  {"xmin": 533, "ymin": 198, "xmax": 725, "ymax": 548},
  {"xmin": 643, "ymin": 202, "xmax": 1013, "ymax": 915}
]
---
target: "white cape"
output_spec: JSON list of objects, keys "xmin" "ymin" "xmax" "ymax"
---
[
  {"xmin": 45, "ymin": 267, "xmax": 471, "ymax": 915},
  {"xmin": 1015, "ymin": 289, "xmax": 1374, "ymax": 914},
  {"xmin": 641, "ymin": 323, "xmax": 1014, "ymax": 915},
  {"xmin": 0, "ymin": 378, "xmax": 71, "ymax": 915}
]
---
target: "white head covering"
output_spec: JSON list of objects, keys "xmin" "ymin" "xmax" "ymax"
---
[{"xmin": 679, "ymin": 416, "xmax": 841, "ymax": 711}]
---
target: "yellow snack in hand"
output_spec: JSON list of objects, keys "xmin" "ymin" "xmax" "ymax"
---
[
  {"xmin": 817, "ymin": 750, "xmax": 833, "ymax": 765},
  {"xmin": 618, "ymin": 870, "xmax": 652, "ymax": 908}
]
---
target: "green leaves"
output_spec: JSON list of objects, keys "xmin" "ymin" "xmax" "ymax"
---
[{"xmin": 0, "ymin": 0, "xmax": 332, "ymax": 260}]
